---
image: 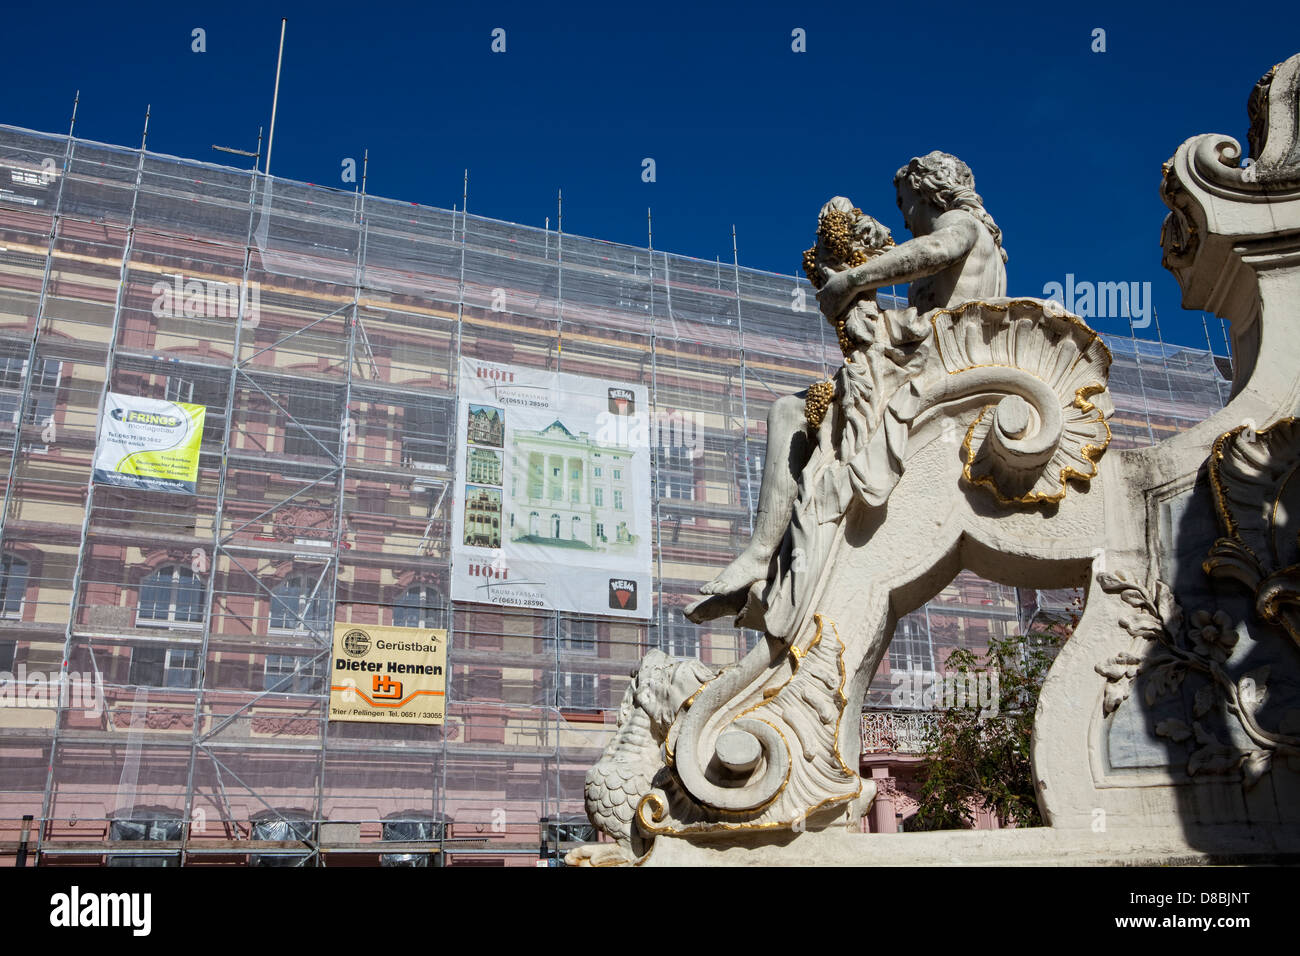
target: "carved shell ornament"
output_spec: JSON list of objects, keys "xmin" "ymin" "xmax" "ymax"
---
[
  {"xmin": 929, "ymin": 298, "xmax": 1113, "ymax": 505},
  {"xmin": 1205, "ymin": 418, "xmax": 1300, "ymax": 646}
]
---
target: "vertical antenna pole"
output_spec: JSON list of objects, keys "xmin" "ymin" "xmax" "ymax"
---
[{"xmin": 265, "ymin": 18, "xmax": 287, "ymax": 177}]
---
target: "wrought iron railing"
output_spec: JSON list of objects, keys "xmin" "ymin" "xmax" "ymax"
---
[{"xmin": 860, "ymin": 711, "xmax": 942, "ymax": 755}]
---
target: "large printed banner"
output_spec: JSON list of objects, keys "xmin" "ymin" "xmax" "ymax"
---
[
  {"xmin": 329, "ymin": 623, "xmax": 447, "ymax": 725},
  {"xmin": 93, "ymin": 393, "xmax": 205, "ymax": 495},
  {"xmin": 451, "ymin": 358, "xmax": 652, "ymax": 618}
]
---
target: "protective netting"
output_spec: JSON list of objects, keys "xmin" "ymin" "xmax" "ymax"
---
[{"xmin": 0, "ymin": 123, "xmax": 1230, "ymax": 863}]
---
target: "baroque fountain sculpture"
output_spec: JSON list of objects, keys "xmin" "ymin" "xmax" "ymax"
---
[{"xmin": 571, "ymin": 53, "xmax": 1300, "ymax": 865}]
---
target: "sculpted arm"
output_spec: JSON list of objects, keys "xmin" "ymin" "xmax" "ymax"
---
[{"xmin": 817, "ymin": 214, "xmax": 980, "ymax": 318}]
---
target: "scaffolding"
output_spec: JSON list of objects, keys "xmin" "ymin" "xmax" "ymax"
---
[{"xmin": 0, "ymin": 122, "xmax": 1230, "ymax": 863}]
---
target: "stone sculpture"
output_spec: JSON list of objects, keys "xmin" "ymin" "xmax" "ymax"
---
[{"xmin": 570, "ymin": 53, "xmax": 1300, "ymax": 865}]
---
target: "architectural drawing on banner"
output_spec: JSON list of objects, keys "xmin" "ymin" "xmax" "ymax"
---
[
  {"xmin": 509, "ymin": 420, "xmax": 638, "ymax": 552},
  {"xmin": 451, "ymin": 359, "xmax": 651, "ymax": 618}
]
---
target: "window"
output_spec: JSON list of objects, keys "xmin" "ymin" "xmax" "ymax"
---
[
  {"xmin": 658, "ymin": 444, "xmax": 694, "ymax": 500},
  {"xmin": 595, "ymin": 522, "xmax": 604, "ymax": 540},
  {"xmin": 0, "ymin": 553, "xmax": 28, "ymax": 617},
  {"xmin": 164, "ymin": 370, "xmax": 226, "ymax": 444},
  {"xmin": 127, "ymin": 645, "xmax": 198, "ymax": 689},
  {"xmin": 282, "ymin": 382, "xmax": 342, "ymax": 460},
  {"xmin": 381, "ymin": 812, "xmax": 445, "ymax": 868},
  {"xmin": 263, "ymin": 653, "xmax": 324, "ymax": 695},
  {"xmin": 137, "ymin": 565, "xmax": 203, "ymax": 626},
  {"xmin": 560, "ymin": 618, "xmax": 597, "ymax": 654},
  {"xmin": 0, "ymin": 639, "xmax": 15, "ymax": 672},
  {"xmin": 570, "ymin": 487, "xmax": 579, "ymax": 503},
  {"xmin": 560, "ymin": 672, "xmax": 598, "ymax": 710},
  {"xmin": 394, "ymin": 585, "xmax": 446, "ymax": 630},
  {"xmin": 663, "ymin": 619, "xmax": 699, "ymax": 659},
  {"xmin": 0, "ymin": 352, "xmax": 60, "ymax": 427},
  {"xmin": 270, "ymin": 575, "xmax": 331, "ymax": 633},
  {"xmin": 249, "ymin": 810, "xmax": 315, "ymax": 867},
  {"xmin": 594, "ymin": 488, "xmax": 603, "ymax": 507},
  {"xmin": 541, "ymin": 815, "xmax": 598, "ymax": 845},
  {"xmin": 889, "ymin": 614, "xmax": 936, "ymax": 706},
  {"xmin": 107, "ymin": 808, "xmax": 183, "ymax": 867},
  {"xmin": 164, "ymin": 648, "xmax": 199, "ymax": 688},
  {"xmin": 613, "ymin": 491, "xmax": 624, "ymax": 510},
  {"xmin": 401, "ymin": 399, "xmax": 449, "ymax": 470},
  {"xmin": 594, "ymin": 467, "xmax": 602, "ymax": 478}
]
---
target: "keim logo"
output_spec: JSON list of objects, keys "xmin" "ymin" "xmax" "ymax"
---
[
  {"xmin": 1042, "ymin": 273, "xmax": 1153, "ymax": 329},
  {"xmin": 49, "ymin": 886, "xmax": 152, "ymax": 937},
  {"xmin": 110, "ymin": 408, "xmax": 184, "ymax": 429},
  {"xmin": 476, "ymin": 365, "xmax": 515, "ymax": 384},
  {"xmin": 607, "ymin": 387, "xmax": 635, "ymax": 416},
  {"xmin": 342, "ymin": 629, "xmax": 371, "ymax": 658},
  {"xmin": 609, "ymin": 578, "xmax": 637, "ymax": 611}
]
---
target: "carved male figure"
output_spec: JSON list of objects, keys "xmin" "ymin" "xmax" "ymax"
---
[
  {"xmin": 817, "ymin": 150, "xmax": 1008, "ymax": 321},
  {"xmin": 692, "ymin": 152, "xmax": 1009, "ymax": 610}
]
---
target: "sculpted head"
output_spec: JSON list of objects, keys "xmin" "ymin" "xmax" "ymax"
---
[{"xmin": 894, "ymin": 151, "xmax": 1008, "ymax": 264}]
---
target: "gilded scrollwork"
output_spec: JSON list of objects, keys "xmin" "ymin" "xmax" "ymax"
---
[{"xmin": 1204, "ymin": 419, "xmax": 1300, "ymax": 647}]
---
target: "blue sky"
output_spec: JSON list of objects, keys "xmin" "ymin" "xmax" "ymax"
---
[{"xmin": 1, "ymin": 0, "xmax": 1295, "ymax": 350}]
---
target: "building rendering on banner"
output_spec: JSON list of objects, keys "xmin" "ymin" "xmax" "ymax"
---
[
  {"xmin": 0, "ymin": 122, "xmax": 1231, "ymax": 864},
  {"xmin": 466, "ymin": 447, "xmax": 501, "ymax": 486},
  {"xmin": 510, "ymin": 421, "xmax": 636, "ymax": 551},
  {"xmin": 466, "ymin": 405, "xmax": 504, "ymax": 448}
]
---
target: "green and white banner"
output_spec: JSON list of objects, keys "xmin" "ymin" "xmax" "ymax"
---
[{"xmin": 93, "ymin": 392, "xmax": 205, "ymax": 495}]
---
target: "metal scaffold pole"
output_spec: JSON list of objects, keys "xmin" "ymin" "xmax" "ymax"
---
[
  {"xmin": 179, "ymin": 127, "xmax": 265, "ymax": 858},
  {"xmin": 304, "ymin": 149, "xmax": 370, "ymax": 855},
  {"xmin": 4, "ymin": 93, "xmax": 78, "ymax": 859},
  {"xmin": 443, "ymin": 168, "xmax": 470, "ymax": 847},
  {"xmin": 648, "ymin": 210, "xmax": 664, "ymax": 653},
  {"xmin": 644, "ymin": 212, "xmax": 665, "ymax": 655},
  {"xmin": 1127, "ymin": 316, "xmax": 1157, "ymax": 446},
  {"xmin": 555, "ymin": 189, "xmax": 564, "ymax": 375},
  {"xmin": 732, "ymin": 226, "xmax": 753, "ymax": 535},
  {"xmin": 0, "ymin": 91, "xmax": 78, "ymax": 551},
  {"xmin": 1203, "ymin": 314, "xmax": 1228, "ymax": 407},
  {"xmin": 39, "ymin": 104, "xmax": 152, "ymax": 851}
]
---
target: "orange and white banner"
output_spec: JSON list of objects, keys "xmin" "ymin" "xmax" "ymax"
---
[{"xmin": 328, "ymin": 624, "xmax": 447, "ymax": 725}]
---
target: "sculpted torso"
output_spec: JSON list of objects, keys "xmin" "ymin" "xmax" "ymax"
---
[{"xmin": 817, "ymin": 178, "xmax": 1007, "ymax": 322}]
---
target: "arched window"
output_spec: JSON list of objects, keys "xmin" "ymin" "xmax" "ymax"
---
[
  {"xmin": 270, "ymin": 576, "xmax": 331, "ymax": 633},
  {"xmin": 0, "ymin": 553, "xmax": 29, "ymax": 617},
  {"xmin": 394, "ymin": 585, "xmax": 446, "ymax": 630},
  {"xmin": 137, "ymin": 564, "xmax": 203, "ymax": 626}
]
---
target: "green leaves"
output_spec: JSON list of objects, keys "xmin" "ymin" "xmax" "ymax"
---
[{"xmin": 910, "ymin": 631, "xmax": 1062, "ymax": 832}]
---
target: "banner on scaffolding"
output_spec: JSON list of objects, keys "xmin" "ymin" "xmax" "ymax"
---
[
  {"xmin": 329, "ymin": 623, "xmax": 448, "ymax": 725},
  {"xmin": 92, "ymin": 392, "xmax": 206, "ymax": 495},
  {"xmin": 450, "ymin": 358, "xmax": 652, "ymax": 618}
]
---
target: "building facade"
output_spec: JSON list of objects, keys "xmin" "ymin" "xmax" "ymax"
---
[{"xmin": 0, "ymin": 123, "xmax": 1230, "ymax": 863}]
